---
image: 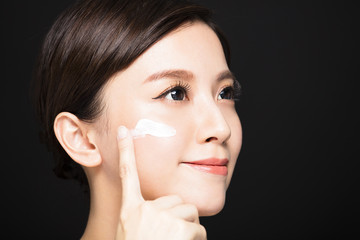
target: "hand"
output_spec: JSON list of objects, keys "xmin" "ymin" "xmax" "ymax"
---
[{"xmin": 115, "ymin": 126, "xmax": 207, "ymax": 240}]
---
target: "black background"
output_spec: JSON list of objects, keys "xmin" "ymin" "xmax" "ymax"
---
[{"xmin": 1, "ymin": 0, "xmax": 358, "ymax": 239}]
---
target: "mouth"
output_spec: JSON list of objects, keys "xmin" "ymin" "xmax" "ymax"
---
[{"xmin": 182, "ymin": 158, "xmax": 229, "ymax": 176}]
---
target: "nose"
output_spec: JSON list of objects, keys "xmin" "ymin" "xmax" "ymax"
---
[{"xmin": 195, "ymin": 100, "xmax": 231, "ymax": 145}]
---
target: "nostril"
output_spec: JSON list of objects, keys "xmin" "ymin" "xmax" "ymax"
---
[{"xmin": 205, "ymin": 137, "xmax": 217, "ymax": 142}]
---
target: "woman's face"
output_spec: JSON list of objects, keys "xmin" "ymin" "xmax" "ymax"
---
[{"xmin": 92, "ymin": 22, "xmax": 242, "ymax": 216}]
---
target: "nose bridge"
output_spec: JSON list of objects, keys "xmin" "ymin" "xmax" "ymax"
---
[{"xmin": 195, "ymin": 95, "xmax": 231, "ymax": 144}]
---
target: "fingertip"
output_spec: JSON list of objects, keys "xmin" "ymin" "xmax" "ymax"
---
[
  {"xmin": 117, "ymin": 126, "xmax": 128, "ymax": 140},
  {"xmin": 117, "ymin": 126, "xmax": 134, "ymax": 153}
]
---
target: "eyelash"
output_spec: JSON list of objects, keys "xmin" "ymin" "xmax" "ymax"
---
[
  {"xmin": 152, "ymin": 81, "xmax": 241, "ymax": 101},
  {"xmin": 220, "ymin": 83, "xmax": 242, "ymax": 101},
  {"xmin": 152, "ymin": 81, "xmax": 191, "ymax": 101}
]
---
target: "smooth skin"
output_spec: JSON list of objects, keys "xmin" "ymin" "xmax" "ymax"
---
[
  {"xmin": 115, "ymin": 126, "xmax": 206, "ymax": 239},
  {"xmin": 54, "ymin": 21, "xmax": 242, "ymax": 239}
]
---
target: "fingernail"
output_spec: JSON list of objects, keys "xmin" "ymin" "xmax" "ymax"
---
[{"xmin": 117, "ymin": 126, "xmax": 128, "ymax": 140}]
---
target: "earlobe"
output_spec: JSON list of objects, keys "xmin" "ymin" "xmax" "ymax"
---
[{"xmin": 54, "ymin": 112, "xmax": 102, "ymax": 167}]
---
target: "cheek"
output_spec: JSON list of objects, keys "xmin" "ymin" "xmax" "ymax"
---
[
  {"xmin": 133, "ymin": 135, "xmax": 184, "ymax": 200},
  {"xmin": 232, "ymin": 116, "xmax": 243, "ymax": 155},
  {"xmin": 95, "ymin": 130, "xmax": 121, "ymax": 179},
  {"xmin": 226, "ymin": 113, "xmax": 242, "ymax": 185},
  {"xmin": 224, "ymin": 106, "xmax": 242, "ymax": 157}
]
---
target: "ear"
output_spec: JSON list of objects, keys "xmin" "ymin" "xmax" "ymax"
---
[{"xmin": 54, "ymin": 112, "xmax": 102, "ymax": 167}]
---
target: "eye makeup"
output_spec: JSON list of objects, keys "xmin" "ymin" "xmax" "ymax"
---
[
  {"xmin": 151, "ymin": 76, "xmax": 241, "ymax": 102},
  {"xmin": 152, "ymin": 81, "xmax": 191, "ymax": 101},
  {"xmin": 218, "ymin": 83, "xmax": 241, "ymax": 101}
]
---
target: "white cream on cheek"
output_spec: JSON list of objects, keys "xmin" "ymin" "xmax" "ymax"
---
[{"xmin": 130, "ymin": 118, "xmax": 176, "ymax": 138}]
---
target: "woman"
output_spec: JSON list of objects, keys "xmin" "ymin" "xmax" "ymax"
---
[{"xmin": 34, "ymin": 0, "xmax": 242, "ymax": 238}]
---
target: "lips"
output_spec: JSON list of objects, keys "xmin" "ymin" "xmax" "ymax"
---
[{"xmin": 182, "ymin": 158, "xmax": 229, "ymax": 176}]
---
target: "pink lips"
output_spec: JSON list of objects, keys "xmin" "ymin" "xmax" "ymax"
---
[{"xmin": 183, "ymin": 158, "xmax": 229, "ymax": 176}]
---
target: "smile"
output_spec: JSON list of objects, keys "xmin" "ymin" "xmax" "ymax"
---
[{"xmin": 182, "ymin": 158, "xmax": 229, "ymax": 176}]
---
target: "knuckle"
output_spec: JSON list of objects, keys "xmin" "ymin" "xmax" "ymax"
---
[
  {"xmin": 118, "ymin": 134, "xmax": 133, "ymax": 151},
  {"xmin": 186, "ymin": 204, "xmax": 199, "ymax": 217},
  {"xmin": 119, "ymin": 211, "xmax": 127, "ymax": 223},
  {"xmin": 175, "ymin": 219, "xmax": 187, "ymax": 232},
  {"xmin": 159, "ymin": 208, "xmax": 172, "ymax": 220},
  {"xmin": 166, "ymin": 195, "xmax": 183, "ymax": 204},
  {"xmin": 199, "ymin": 224, "xmax": 207, "ymax": 238},
  {"xmin": 119, "ymin": 164, "xmax": 131, "ymax": 178},
  {"xmin": 173, "ymin": 220, "xmax": 207, "ymax": 239},
  {"xmin": 178, "ymin": 222, "xmax": 197, "ymax": 239},
  {"xmin": 140, "ymin": 201, "xmax": 154, "ymax": 214},
  {"xmin": 171, "ymin": 195, "xmax": 184, "ymax": 203},
  {"xmin": 119, "ymin": 209, "xmax": 132, "ymax": 224},
  {"xmin": 188, "ymin": 204, "xmax": 198, "ymax": 213},
  {"xmin": 118, "ymin": 140, "xmax": 131, "ymax": 151},
  {"xmin": 189, "ymin": 224, "xmax": 207, "ymax": 240}
]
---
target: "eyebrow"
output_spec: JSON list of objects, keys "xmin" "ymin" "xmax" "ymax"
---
[
  {"xmin": 143, "ymin": 69, "xmax": 237, "ymax": 84},
  {"xmin": 144, "ymin": 69, "xmax": 194, "ymax": 83},
  {"xmin": 216, "ymin": 70, "xmax": 236, "ymax": 82}
]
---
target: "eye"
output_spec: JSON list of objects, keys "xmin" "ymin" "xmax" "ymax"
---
[
  {"xmin": 164, "ymin": 87, "xmax": 187, "ymax": 101},
  {"xmin": 153, "ymin": 81, "xmax": 191, "ymax": 101},
  {"xmin": 218, "ymin": 86, "xmax": 235, "ymax": 100}
]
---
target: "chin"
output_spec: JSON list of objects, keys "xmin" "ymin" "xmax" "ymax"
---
[
  {"xmin": 191, "ymin": 191, "xmax": 226, "ymax": 217},
  {"xmin": 198, "ymin": 201, "xmax": 225, "ymax": 216}
]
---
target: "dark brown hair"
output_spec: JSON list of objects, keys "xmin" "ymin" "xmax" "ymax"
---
[{"xmin": 34, "ymin": 0, "xmax": 230, "ymax": 189}]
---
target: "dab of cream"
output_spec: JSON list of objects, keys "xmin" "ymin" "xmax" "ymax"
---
[{"xmin": 130, "ymin": 119, "xmax": 176, "ymax": 138}]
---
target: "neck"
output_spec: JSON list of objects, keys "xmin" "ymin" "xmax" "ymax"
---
[{"xmin": 81, "ymin": 172, "xmax": 122, "ymax": 240}]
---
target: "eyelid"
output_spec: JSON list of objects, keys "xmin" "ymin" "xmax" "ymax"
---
[
  {"xmin": 152, "ymin": 80, "xmax": 191, "ymax": 100},
  {"xmin": 218, "ymin": 82, "xmax": 242, "ymax": 101}
]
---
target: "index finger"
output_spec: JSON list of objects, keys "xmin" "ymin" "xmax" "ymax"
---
[{"xmin": 117, "ymin": 126, "xmax": 144, "ymax": 209}]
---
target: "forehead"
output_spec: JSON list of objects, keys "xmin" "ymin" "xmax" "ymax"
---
[{"xmin": 113, "ymin": 21, "xmax": 229, "ymax": 86}]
